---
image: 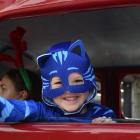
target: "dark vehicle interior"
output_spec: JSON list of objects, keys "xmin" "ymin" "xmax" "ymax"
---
[{"xmin": 1, "ymin": 5, "xmax": 140, "ymax": 122}]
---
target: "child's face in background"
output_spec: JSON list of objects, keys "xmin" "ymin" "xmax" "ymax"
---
[
  {"xmin": 52, "ymin": 72, "xmax": 89, "ymax": 112},
  {"xmin": 0, "ymin": 75, "xmax": 28, "ymax": 100},
  {"xmin": 0, "ymin": 76, "xmax": 20, "ymax": 99}
]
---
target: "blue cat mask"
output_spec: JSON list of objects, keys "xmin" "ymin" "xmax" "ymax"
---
[{"xmin": 37, "ymin": 40, "xmax": 96, "ymax": 111}]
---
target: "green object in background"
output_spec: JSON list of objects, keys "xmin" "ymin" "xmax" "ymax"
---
[{"xmin": 19, "ymin": 67, "xmax": 32, "ymax": 91}]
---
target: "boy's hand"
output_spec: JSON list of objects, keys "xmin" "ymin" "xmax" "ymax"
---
[{"xmin": 91, "ymin": 116, "xmax": 116, "ymax": 124}]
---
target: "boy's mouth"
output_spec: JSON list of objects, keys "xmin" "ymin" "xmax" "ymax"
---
[{"xmin": 63, "ymin": 96, "xmax": 79, "ymax": 101}]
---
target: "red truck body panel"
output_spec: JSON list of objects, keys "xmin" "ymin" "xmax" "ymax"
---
[
  {"xmin": 0, "ymin": 0, "xmax": 140, "ymax": 20},
  {"xmin": 0, "ymin": 123, "xmax": 140, "ymax": 140}
]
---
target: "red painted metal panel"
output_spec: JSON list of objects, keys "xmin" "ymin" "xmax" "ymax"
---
[
  {"xmin": 0, "ymin": 123, "xmax": 140, "ymax": 140},
  {"xmin": 0, "ymin": 0, "xmax": 140, "ymax": 20},
  {"xmin": 0, "ymin": 0, "xmax": 15, "ymax": 10}
]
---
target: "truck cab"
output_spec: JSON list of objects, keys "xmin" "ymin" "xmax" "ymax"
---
[{"xmin": 0, "ymin": 0, "xmax": 140, "ymax": 139}]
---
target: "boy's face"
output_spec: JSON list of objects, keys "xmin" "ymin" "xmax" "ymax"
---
[{"xmin": 52, "ymin": 72, "xmax": 89, "ymax": 112}]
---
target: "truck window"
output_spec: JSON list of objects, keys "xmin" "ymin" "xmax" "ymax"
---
[{"xmin": 121, "ymin": 74, "xmax": 140, "ymax": 119}]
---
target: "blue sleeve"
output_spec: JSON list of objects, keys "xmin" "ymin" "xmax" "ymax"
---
[
  {"xmin": 89, "ymin": 103, "xmax": 117, "ymax": 119},
  {"xmin": 0, "ymin": 97, "xmax": 43, "ymax": 122}
]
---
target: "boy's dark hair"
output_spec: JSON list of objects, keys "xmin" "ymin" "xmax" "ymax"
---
[{"xmin": 3, "ymin": 69, "xmax": 42, "ymax": 101}]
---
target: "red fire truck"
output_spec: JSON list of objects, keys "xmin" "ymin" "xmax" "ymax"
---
[{"xmin": 0, "ymin": 0, "xmax": 140, "ymax": 139}]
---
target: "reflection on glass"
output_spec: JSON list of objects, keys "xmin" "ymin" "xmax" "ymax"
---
[
  {"xmin": 94, "ymin": 81, "xmax": 101, "ymax": 104},
  {"xmin": 121, "ymin": 74, "xmax": 140, "ymax": 119}
]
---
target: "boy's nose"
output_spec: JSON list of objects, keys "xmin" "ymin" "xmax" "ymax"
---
[
  {"xmin": 65, "ymin": 91, "xmax": 71, "ymax": 94},
  {"xmin": 64, "ymin": 91, "xmax": 74, "ymax": 95}
]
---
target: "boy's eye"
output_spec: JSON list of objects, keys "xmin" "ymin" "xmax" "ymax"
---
[
  {"xmin": 0, "ymin": 85, "xmax": 6, "ymax": 90},
  {"xmin": 75, "ymin": 79, "xmax": 83, "ymax": 83},
  {"xmin": 51, "ymin": 76, "xmax": 62, "ymax": 89},
  {"xmin": 71, "ymin": 79, "xmax": 84, "ymax": 85},
  {"xmin": 53, "ymin": 81, "xmax": 62, "ymax": 85},
  {"xmin": 68, "ymin": 72, "xmax": 84, "ymax": 85}
]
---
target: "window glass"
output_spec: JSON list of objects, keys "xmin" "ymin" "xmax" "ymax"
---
[
  {"xmin": 94, "ymin": 80, "xmax": 101, "ymax": 104},
  {"xmin": 121, "ymin": 74, "xmax": 140, "ymax": 119}
]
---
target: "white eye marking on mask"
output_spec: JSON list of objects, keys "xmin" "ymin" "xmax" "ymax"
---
[
  {"xmin": 67, "ymin": 67, "xmax": 79, "ymax": 71},
  {"xmin": 49, "ymin": 70, "xmax": 58, "ymax": 75}
]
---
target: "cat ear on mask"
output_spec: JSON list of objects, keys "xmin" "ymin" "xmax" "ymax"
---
[
  {"xmin": 68, "ymin": 40, "xmax": 86, "ymax": 57},
  {"xmin": 37, "ymin": 53, "xmax": 51, "ymax": 68}
]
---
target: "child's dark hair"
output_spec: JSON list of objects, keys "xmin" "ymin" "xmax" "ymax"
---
[{"xmin": 3, "ymin": 69, "xmax": 42, "ymax": 101}]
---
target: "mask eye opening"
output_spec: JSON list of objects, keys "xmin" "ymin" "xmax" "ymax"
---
[
  {"xmin": 51, "ymin": 76, "xmax": 62, "ymax": 89},
  {"xmin": 68, "ymin": 72, "xmax": 84, "ymax": 86}
]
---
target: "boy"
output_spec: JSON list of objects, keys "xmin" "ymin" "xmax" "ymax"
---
[{"xmin": 0, "ymin": 40, "xmax": 116, "ymax": 123}]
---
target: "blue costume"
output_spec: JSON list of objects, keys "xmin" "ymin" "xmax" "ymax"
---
[{"xmin": 0, "ymin": 40, "xmax": 116, "ymax": 122}]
